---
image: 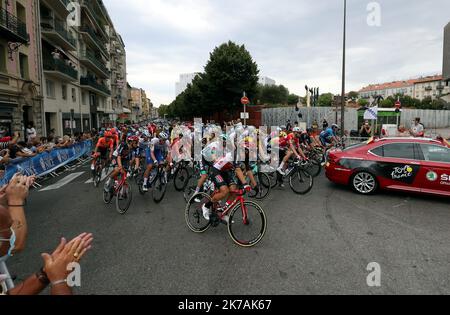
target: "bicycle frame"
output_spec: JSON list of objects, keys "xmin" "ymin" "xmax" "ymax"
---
[
  {"xmin": 113, "ymin": 169, "xmax": 128, "ymax": 195},
  {"xmin": 212, "ymin": 190, "xmax": 249, "ymax": 225}
]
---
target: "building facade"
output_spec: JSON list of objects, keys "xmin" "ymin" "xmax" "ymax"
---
[
  {"xmin": 359, "ymin": 75, "xmax": 450, "ymax": 101},
  {"xmin": 259, "ymin": 76, "xmax": 276, "ymax": 86},
  {"xmin": 359, "ymin": 80, "xmax": 415, "ymax": 99},
  {"xmin": 38, "ymin": 0, "xmax": 127, "ymax": 137},
  {"xmin": 413, "ymin": 75, "xmax": 449, "ymax": 101},
  {"xmin": 175, "ymin": 73, "xmax": 199, "ymax": 97},
  {"xmin": 0, "ymin": 0, "xmax": 42, "ymax": 138}
]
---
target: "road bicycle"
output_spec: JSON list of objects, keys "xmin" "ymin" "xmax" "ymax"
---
[
  {"xmin": 172, "ymin": 159, "xmax": 191, "ymax": 192},
  {"xmin": 137, "ymin": 162, "xmax": 169, "ymax": 203},
  {"xmin": 275, "ymin": 158, "xmax": 314, "ymax": 195},
  {"xmin": 103, "ymin": 167, "xmax": 133, "ymax": 215},
  {"xmin": 92, "ymin": 154, "xmax": 111, "ymax": 188},
  {"xmin": 185, "ymin": 188, "xmax": 267, "ymax": 248}
]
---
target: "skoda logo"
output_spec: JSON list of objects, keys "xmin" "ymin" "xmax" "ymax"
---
[{"xmin": 426, "ymin": 171, "xmax": 438, "ymax": 182}]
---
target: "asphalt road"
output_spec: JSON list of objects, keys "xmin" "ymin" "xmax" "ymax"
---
[{"xmin": 7, "ymin": 163, "xmax": 450, "ymax": 295}]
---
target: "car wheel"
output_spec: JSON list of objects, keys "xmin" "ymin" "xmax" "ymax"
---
[{"xmin": 351, "ymin": 172, "xmax": 378, "ymax": 195}]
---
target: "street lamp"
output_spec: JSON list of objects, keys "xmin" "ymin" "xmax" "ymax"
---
[{"xmin": 340, "ymin": 0, "xmax": 347, "ymax": 135}]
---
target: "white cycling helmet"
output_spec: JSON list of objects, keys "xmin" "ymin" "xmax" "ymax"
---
[
  {"xmin": 159, "ymin": 132, "xmax": 169, "ymax": 140},
  {"xmin": 293, "ymin": 127, "xmax": 302, "ymax": 133}
]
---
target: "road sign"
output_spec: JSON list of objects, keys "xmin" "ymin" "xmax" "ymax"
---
[
  {"xmin": 395, "ymin": 101, "xmax": 401, "ymax": 108},
  {"xmin": 241, "ymin": 96, "xmax": 250, "ymax": 105},
  {"xmin": 240, "ymin": 112, "xmax": 249, "ymax": 120}
]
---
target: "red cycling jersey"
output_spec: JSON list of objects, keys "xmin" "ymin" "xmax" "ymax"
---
[
  {"xmin": 96, "ymin": 137, "xmax": 114, "ymax": 150},
  {"xmin": 285, "ymin": 133, "xmax": 299, "ymax": 149}
]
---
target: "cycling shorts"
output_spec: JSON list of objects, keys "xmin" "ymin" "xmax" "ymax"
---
[
  {"xmin": 145, "ymin": 148, "xmax": 165, "ymax": 165},
  {"xmin": 211, "ymin": 168, "xmax": 238, "ymax": 189}
]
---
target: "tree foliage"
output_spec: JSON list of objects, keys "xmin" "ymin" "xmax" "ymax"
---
[{"xmin": 166, "ymin": 41, "xmax": 259, "ymax": 119}]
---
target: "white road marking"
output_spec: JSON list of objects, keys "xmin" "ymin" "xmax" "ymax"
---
[{"xmin": 40, "ymin": 172, "xmax": 85, "ymax": 192}]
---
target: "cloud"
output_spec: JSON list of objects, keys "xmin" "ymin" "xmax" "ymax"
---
[{"xmin": 104, "ymin": 0, "xmax": 450, "ymax": 106}]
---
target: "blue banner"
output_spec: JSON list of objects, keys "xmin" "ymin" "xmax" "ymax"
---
[{"xmin": 0, "ymin": 140, "xmax": 92, "ymax": 187}]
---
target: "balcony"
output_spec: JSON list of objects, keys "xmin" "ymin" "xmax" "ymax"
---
[
  {"xmin": 41, "ymin": 0, "xmax": 71, "ymax": 17},
  {"xmin": 43, "ymin": 56, "xmax": 78, "ymax": 81},
  {"xmin": 79, "ymin": 50, "xmax": 109, "ymax": 78},
  {"xmin": 425, "ymin": 86, "xmax": 433, "ymax": 91},
  {"xmin": 79, "ymin": 26, "xmax": 108, "ymax": 56},
  {"xmin": 80, "ymin": 75, "xmax": 110, "ymax": 96},
  {"xmin": 81, "ymin": 0, "xmax": 107, "ymax": 38},
  {"xmin": 41, "ymin": 18, "xmax": 77, "ymax": 51},
  {"xmin": 0, "ymin": 7, "xmax": 29, "ymax": 43}
]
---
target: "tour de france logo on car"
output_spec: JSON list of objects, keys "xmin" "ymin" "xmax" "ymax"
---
[
  {"xmin": 426, "ymin": 171, "xmax": 439, "ymax": 182},
  {"xmin": 391, "ymin": 165, "xmax": 414, "ymax": 180}
]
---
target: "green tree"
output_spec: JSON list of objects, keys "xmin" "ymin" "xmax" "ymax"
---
[
  {"xmin": 257, "ymin": 84, "xmax": 289, "ymax": 105},
  {"xmin": 202, "ymin": 41, "xmax": 260, "ymax": 113},
  {"xmin": 348, "ymin": 91, "xmax": 359, "ymax": 101},
  {"xmin": 288, "ymin": 94, "xmax": 300, "ymax": 105},
  {"xmin": 318, "ymin": 93, "xmax": 334, "ymax": 107},
  {"xmin": 358, "ymin": 99, "xmax": 369, "ymax": 107}
]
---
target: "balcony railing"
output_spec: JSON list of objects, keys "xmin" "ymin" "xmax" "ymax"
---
[
  {"xmin": 80, "ymin": 50, "xmax": 109, "ymax": 75},
  {"xmin": 80, "ymin": 76, "xmax": 111, "ymax": 95},
  {"xmin": 41, "ymin": 18, "xmax": 76, "ymax": 48},
  {"xmin": 80, "ymin": 26, "xmax": 108, "ymax": 52},
  {"xmin": 0, "ymin": 7, "xmax": 29, "ymax": 43},
  {"xmin": 82, "ymin": 0, "xmax": 106, "ymax": 35},
  {"xmin": 43, "ymin": 56, "xmax": 78, "ymax": 80}
]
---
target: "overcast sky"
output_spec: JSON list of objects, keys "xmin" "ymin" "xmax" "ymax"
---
[{"xmin": 104, "ymin": 0, "xmax": 450, "ymax": 107}]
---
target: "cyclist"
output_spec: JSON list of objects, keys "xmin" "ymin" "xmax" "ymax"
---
[
  {"xmin": 91, "ymin": 131, "xmax": 114, "ymax": 172},
  {"xmin": 319, "ymin": 124, "xmax": 340, "ymax": 148},
  {"xmin": 201, "ymin": 143, "xmax": 252, "ymax": 222},
  {"xmin": 129, "ymin": 136, "xmax": 141, "ymax": 175},
  {"xmin": 277, "ymin": 127, "xmax": 308, "ymax": 176},
  {"xmin": 105, "ymin": 134, "xmax": 133, "ymax": 192},
  {"xmin": 142, "ymin": 131, "xmax": 171, "ymax": 192}
]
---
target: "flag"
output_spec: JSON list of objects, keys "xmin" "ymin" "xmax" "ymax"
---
[{"xmin": 364, "ymin": 106, "xmax": 378, "ymax": 120}]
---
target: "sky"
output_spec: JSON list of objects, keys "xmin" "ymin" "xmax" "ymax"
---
[{"xmin": 103, "ymin": 0, "xmax": 450, "ymax": 107}]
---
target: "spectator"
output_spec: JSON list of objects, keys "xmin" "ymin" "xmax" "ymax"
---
[
  {"xmin": 323, "ymin": 119, "xmax": 329, "ymax": 130},
  {"xmin": 0, "ymin": 126, "xmax": 8, "ymax": 138},
  {"xmin": 410, "ymin": 118, "xmax": 425, "ymax": 138},
  {"xmin": 0, "ymin": 174, "xmax": 93, "ymax": 295},
  {"xmin": 1, "ymin": 132, "xmax": 19, "ymax": 151},
  {"xmin": 26, "ymin": 123, "xmax": 37, "ymax": 143},
  {"xmin": 0, "ymin": 149, "xmax": 10, "ymax": 166},
  {"xmin": 9, "ymin": 142, "xmax": 37, "ymax": 159},
  {"xmin": 359, "ymin": 121, "xmax": 372, "ymax": 139},
  {"xmin": 51, "ymin": 49, "xmax": 61, "ymax": 61}
]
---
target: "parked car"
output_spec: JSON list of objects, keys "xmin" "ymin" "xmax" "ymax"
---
[{"xmin": 325, "ymin": 137, "xmax": 450, "ymax": 197}]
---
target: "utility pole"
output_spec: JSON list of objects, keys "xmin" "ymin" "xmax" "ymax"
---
[{"xmin": 340, "ymin": 0, "xmax": 347, "ymax": 135}]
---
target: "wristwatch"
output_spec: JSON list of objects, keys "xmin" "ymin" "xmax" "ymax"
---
[{"xmin": 35, "ymin": 268, "xmax": 50, "ymax": 286}]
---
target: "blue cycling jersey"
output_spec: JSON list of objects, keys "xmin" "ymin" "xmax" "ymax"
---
[{"xmin": 320, "ymin": 128, "xmax": 336, "ymax": 140}]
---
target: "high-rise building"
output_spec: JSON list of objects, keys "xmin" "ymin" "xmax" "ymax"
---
[
  {"xmin": 175, "ymin": 73, "xmax": 199, "ymax": 97},
  {"xmin": 259, "ymin": 76, "xmax": 276, "ymax": 86},
  {"xmin": 0, "ymin": 0, "xmax": 42, "ymax": 138}
]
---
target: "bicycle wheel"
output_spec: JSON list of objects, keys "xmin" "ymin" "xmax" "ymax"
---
[
  {"xmin": 94, "ymin": 167, "xmax": 102, "ymax": 188},
  {"xmin": 305, "ymin": 160, "xmax": 322, "ymax": 178},
  {"xmin": 103, "ymin": 182, "xmax": 114, "ymax": 205},
  {"xmin": 116, "ymin": 181, "xmax": 133, "ymax": 215},
  {"xmin": 267, "ymin": 172, "xmax": 278, "ymax": 189},
  {"xmin": 248, "ymin": 173, "xmax": 271, "ymax": 200},
  {"xmin": 185, "ymin": 192, "xmax": 212, "ymax": 233},
  {"xmin": 228, "ymin": 201, "xmax": 267, "ymax": 247},
  {"xmin": 174, "ymin": 165, "xmax": 190, "ymax": 192},
  {"xmin": 152, "ymin": 172, "xmax": 167, "ymax": 203},
  {"xmin": 289, "ymin": 168, "xmax": 314, "ymax": 195}
]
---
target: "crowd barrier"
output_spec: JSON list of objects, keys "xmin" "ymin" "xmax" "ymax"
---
[{"xmin": 0, "ymin": 140, "xmax": 93, "ymax": 187}]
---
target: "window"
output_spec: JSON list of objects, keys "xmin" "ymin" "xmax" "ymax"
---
[
  {"xmin": 46, "ymin": 80, "xmax": 55, "ymax": 98},
  {"xmin": 382, "ymin": 143, "xmax": 416, "ymax": 160},
  {"xmin": 72, "ymin": 88, "xmax": 76, "ymax": 102},
  {"xmin": 82, "ymin": 92, "xmax": 87, "ymax": 105},
  {"xmin": 0, "ymin": 44, "xmax": 6, "ymax": 72},
  {"xmin": 370, "ymin": 146, "xmax": 384, "ymax": 157},
  {"xmin": 419, "ymin": 145, "xmax": 450, "ymax": 163},
  {"xmin": 62, "ymin": 84, "xmax": 67, "ymax": 100},
  {"xmin": 19, "ymin": 53, "xmax": 29, "ymax": 79}
]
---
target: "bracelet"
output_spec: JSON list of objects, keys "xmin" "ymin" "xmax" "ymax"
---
[{"xmin": 51, "ymin": 279, "xmax": 67, "ymax": 287}]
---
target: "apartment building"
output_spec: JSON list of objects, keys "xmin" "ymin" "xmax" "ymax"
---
[
  {"xmin": 413, "ymin": 75, "xmax": 449, "ymax": 101},
  {"xmin": 443, "ymin": 22, "xmax": 450, "ymax": 103},
  {"xmin": 0, "ymin": 0, "xmax": 42, "ymax": 137},
  {"xmin": 175, "ymin": 73, "xmax": 199, "ymax": 97},
  {"xmin": 359, "ymin": 75, "xmax": 450, "ymax": 101},
  {"xmin": 259, "ymin": 76, "xmax": 276, "ymax": 86},
  {"xmin": 38, "ymin": 0, "xmax": 127, "ymax": 137}
]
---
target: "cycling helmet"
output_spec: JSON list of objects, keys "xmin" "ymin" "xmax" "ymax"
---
[
  {"xmin": 159, "ymin": 132, "xmax": 169, "ymax": 140},
  {"xmin": 128, "ymin": 136, "xmax": 139, "ymax": 142},
  {"xmin": 332, "ymin": 124, "xmax": 340, "ymax": 129},
  {"xmin": 292, "ymin": 127, "xmax": 302, "ymax": 133}
]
